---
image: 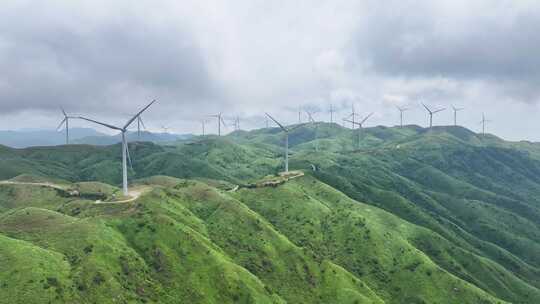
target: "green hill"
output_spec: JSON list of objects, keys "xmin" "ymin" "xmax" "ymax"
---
[{"xmin": 0, "ymin": 124, "xmax": 539, "ymax": 303}]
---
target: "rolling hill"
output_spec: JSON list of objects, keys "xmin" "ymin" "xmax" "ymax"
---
[{"xmin": 0, "ymin": 123, "xmax": 539, "ymax": 303}]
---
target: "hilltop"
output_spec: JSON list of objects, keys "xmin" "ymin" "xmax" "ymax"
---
[{"xmin": 0, "ymin": 123, "xmax": 539, "ymax": 303}]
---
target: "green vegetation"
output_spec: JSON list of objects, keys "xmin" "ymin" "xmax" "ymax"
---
[{"xmin": 0, "ymin": 124, "xmax": 539, "ymax": 303}]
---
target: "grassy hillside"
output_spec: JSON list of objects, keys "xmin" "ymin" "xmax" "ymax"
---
[{"xmin": 0, "ymin": 123, "xmax": 539, "ymax": 303}]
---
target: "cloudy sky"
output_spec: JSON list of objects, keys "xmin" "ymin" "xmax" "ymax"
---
[{"xmin": 1, "ymin": 0, "xmax": 539, "ymax": 140}]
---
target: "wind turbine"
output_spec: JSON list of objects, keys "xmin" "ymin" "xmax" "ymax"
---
[
  {"xmin": 344, "ymin": 112, "xmax": 373, "ymax": 148},
  {"xmin": 78, "ymin": 100, "xmax": 156, "ymax": 196},
  {"xmin": 265, "ymin": 112, "xmax": 303, "ymax": 173},
  {"xmin": 422, "ymin": 103, "xmax": 445, "ymax": 129},
  {"xmin": 451, "ymin": 105, "xmax": 464, "ymax": 126},
  {"xmin": 201, "ymin": 118, "xmax": 209, "ymax": 135},
  {"xmin": 396, "ymin": 106, "xmax": 409, "ymax": 128},
  {"xmin": 346, "ymin": 104, "xmax": 360, "ymax": 129},
  {"xmin": 329, "ymin": 104, "xmax": 335, "ymax": 123},
  {"xmin": 209, "ymin": 113, "xmax": 226, "ymax": 136},
  {"xmin": 480, "ymin": 113, "xmax": 491, "ymax": 136},
  {"xmin": 57, "ymin": 108, "xmax": 78, "ymax": 145},
  {"xmin": 231, "ymin": 116, "xmax": 240, "ymax": 131},
  {"xmin": 298, "ymin": 106, "xmax": 303, "ymax": 123},
  {"xmin": 305, "ymin": 110, "xmax": 319, "ymax": 152}
]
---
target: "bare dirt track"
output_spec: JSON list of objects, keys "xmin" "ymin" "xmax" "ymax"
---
[{"xmin": 0, "ymin": 180, "xmax": 149, "ymax": 204}]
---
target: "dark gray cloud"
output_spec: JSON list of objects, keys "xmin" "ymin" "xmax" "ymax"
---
[
  {"xmin": 352, "ymin": 1, "xmax": 540, "ymax": 102},
  {"xmin": 0, "ymin": 2, "xmax": 220, "ymax": 117}
]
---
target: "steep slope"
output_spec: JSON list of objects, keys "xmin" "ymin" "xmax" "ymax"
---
[{"xmin": 1, "ymin": 124, "xmax": 540, "ymax": 302}]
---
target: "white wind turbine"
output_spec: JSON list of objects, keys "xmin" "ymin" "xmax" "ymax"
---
[
  {"xmin": 265, "ymin": 112, "xmax": 303, "ymax": 173},
  {"xmin": 57, "ymin": 108, "xmax": 78, "ymax": 145},
  {"xmin": 346, "ymin": 104, "xmax": 361, "ymax": 129},
  {"xmin": 480, "ymin": 113, "xmax": 491, "ymax": 136},
  {"xmin": 329, "ymin": 104, "xmax": 335, "ymax": 123},
  {"xmin": 396, "ymin": 106, "xmax": 409, "ymax": 128},
  {"xmin": 344, "ymin": 112, "xmax": 373, "ymax": 149},
  {"xmin": 230, "ymin": 116, "xmax": 240, "ymax": 131},
  {"xmin": 78, "ymin": 100, "xmax": 156, "ymax": 196},
  {"xmin": 201, "ymin": 118, "xmax": 210, "ymax": 135},
  {"xmin": 451, "ymin": 105, "xmax": 464, "ymax": 126},
  {"xmin": 305, "ymin": 110, "xmax": 319, "ymax": 152},
  {"xmin": 422, "ymin": 103, "xmax": 445, "ymax": 129},
  {"xmin": 209, "ymin": 113, "xmax": 227, "ymax": 136}
]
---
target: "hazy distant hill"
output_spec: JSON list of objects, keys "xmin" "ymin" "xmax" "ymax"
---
[
  {"xmin": 0, "ymin": 128, "xmax": 107, "ymax": 148},
  {"xmin": 0, "ymin": 128, "xmax": 193, "ymax": 148},
  {"xmin": 72, "ymin": 131, "xmax": 193, "ymax": 145}
]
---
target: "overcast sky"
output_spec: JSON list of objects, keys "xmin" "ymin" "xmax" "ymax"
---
[{"xmin": 1, "ymin": 0, "xmax": 540, "ymax": 140}]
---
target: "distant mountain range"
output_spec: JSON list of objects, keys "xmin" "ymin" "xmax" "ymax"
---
[{"xmin": 0, "ymin": 128, "xmax": 193, "ymax": 148}]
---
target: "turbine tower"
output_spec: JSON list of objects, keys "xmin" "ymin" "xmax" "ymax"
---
[
  {"xmin": 396, "ymin": 106, "xmax": 409, "ymax": 128},
  {"xmin": 346, "ymin": 104, "xmax": 360, "ymax": 129},
  {"xmin": 451, "ymin": 105, "xmax": 464, "ymax": 126},
  {"xmin": 209, "ymin": 113, "xmax": 226, "ymax": 136},
  {"xmin": 231, "ymin": 116, "xmax": 240, "ymax": 131},
  {"xmin": 57, "ymin": 108, "xmax": 78, "ymax": 145},
  {"xmin": 344, "ymin": 112, "xmax": 373, "ymax": 148},
  {"xmin": 305, "ymin": 110, "xmax": 319, "ymax": 152},
  {"xmin": 78, "ymin": 100, "xmax": 156, "ymax": 196},
  {"xmin": 422, "ymin": 103, "xmax": 445, "ymax": 129},
  {"xmin": 480, "ymin": 113, "xmax": 491, "ymax": 136},
  {"xmin": 329, "ymin": 104, "xmax": 335, "ymax": 123},
  {"xmin": 265, "ymin": 112, "xmax": 303, "ymax": 172},
  {"xmin": 201, "ymin": 119, "xmax": 209, "ymax": 135}
]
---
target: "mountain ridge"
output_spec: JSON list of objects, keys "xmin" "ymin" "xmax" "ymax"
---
[{"xmin": 0, "ymin": 124, "xmax": 539, "ymax": 303}]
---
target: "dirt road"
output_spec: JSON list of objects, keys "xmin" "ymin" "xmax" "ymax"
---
[{"xmin": 0, "ymin": 180, "xmax": 149, "ymax": 204}]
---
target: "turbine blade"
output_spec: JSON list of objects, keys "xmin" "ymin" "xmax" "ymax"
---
[
  {"xmin": 265, "ymin": 112, "xmax": 287, "ymax": 131},
  {"xmin": 124, "ymin": 99, "xmax": 156, "ymax": 129},
  {"xmin": 78, "ymin": 116, "xmax": 123, "ymax": 131},
  {"xmin": 343, "ymin": 118, "xmax": 360, "ymax": 125},
  {"xmin": 61, "ymin": 107, "xmax": 67, "ymax": 117},
  {"xmin": 421, "ymin": 103, "xmax": 432, "ymax": 113},
  {"xmin": 361, "ymin": 112, "xmax": 374, "ymax": 124},
  {"xmin": 305, "ymin": 110, "xmax": 315, "ymax": 123},
  {"xmin": 432, "ymin": 108, "xmax": 446, "ymax": 114},
  {"xmin": 220, "ymin": 116, "xmax": 228, "ymax": 127},
  {"xmin": 139, "ymin": 116, "xmax": 146, "ymax": 130},
  {"xmin": 290, "ymin": 123, "xmax": 306, "ymax": 131},
  {"xmin": 56, "ymin": 118, "xmax": 67, "ymax": 130}
]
